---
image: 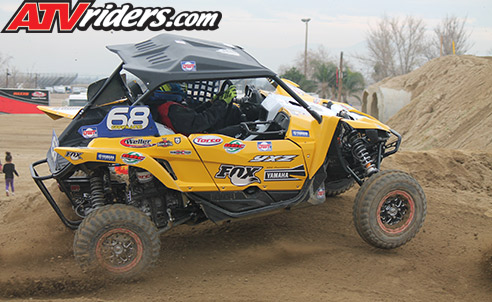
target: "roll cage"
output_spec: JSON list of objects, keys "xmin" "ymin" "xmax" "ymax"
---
[{"xmin": 79, "ymin": 33, "xmax": 322, "ymax": 125}]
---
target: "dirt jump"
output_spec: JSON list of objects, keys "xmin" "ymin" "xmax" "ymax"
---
[{"xmin": 1, "ymin": 55, "xmax": 492, "ymax": 301}]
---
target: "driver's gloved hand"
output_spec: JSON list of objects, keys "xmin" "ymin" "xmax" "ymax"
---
[{"xmin": 222, "ymin": 85, "xmax": 236, "ymax": 104}]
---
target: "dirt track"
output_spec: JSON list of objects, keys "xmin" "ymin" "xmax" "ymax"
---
[{"xmin": 0, "ymin": 114, "xmax": 491, "ymax": 301}]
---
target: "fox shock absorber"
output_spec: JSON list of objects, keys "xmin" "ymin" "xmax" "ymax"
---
[{"xmin": 348, "ymin": 130, "xmax": 379, "ymax": 177}]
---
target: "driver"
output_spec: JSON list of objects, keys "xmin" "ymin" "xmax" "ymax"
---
[{"xmin": 152, "ymin": 82, "xmax": 242, "ymax": 136}]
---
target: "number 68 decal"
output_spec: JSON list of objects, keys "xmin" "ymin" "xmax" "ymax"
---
[{"xmin": 106, "ymin": 107, "xmax": 150, "ymax": 130}]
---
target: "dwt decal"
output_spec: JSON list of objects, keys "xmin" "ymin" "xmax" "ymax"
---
[
  {"xmin": 215, "ymin": 165, "xmax": 262, "ymax": 187},
  {"xmin": 81, "ymin": 127, "xmax": 98, "ymax": 138},
  {"xmin": 181, "ymin": 61, "xmax": 196, "ymax": 72},
  {"xmin": 257, "ymin": 141, "xmax": 272, "ymax": 152}
]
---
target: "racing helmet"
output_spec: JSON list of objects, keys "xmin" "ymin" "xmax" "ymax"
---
[
  {"xmin": 159, "ymin": 82, "xmax": 187, "ymax": 95},
  {"xmin": 152, "ymin": 82, "xmax": 188, "ymax": 103}
]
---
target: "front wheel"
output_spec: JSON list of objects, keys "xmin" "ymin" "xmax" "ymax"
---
[
  {"xmin": 353, "ymin": 170, "xmax": 426, "ymax": 249},
  {"xmin": 73, "ymin": 204, "xmax": 161, "ymax": 279}
]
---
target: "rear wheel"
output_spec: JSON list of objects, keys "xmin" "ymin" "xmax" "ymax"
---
[
  {"xmin": 353, "ymin": 170, "xmax": 426, "ymax": 249},
  {"xmin": 73, "ymin": 204, "xmax": 160, "ymax": 279}
]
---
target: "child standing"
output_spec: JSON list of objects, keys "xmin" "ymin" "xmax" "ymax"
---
[{"xmin": 3, "ymin": 152, "xmax": 18, "ymax": 196}]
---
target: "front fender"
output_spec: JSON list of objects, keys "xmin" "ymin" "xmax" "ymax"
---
[{"xmin": 343, "ymin": 117, "xmax": 391, "ymax": 131}]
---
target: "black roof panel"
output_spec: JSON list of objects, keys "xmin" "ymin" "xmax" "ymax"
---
[{"xmin": 107, "ymin": 34, "xmax": 276, "ymax": 90}]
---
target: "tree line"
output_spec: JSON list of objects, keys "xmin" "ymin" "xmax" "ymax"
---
[{"xmin": 280, "ymin": 15, "xmax": 472, "ymax": 103}]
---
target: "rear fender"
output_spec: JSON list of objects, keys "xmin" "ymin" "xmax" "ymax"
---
[{"xmin": 55, "ymin": 146, "xmax": 180, "ymax": 191}]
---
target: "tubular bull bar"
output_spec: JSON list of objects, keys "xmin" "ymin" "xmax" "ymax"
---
[{"xmin": 30, "ymin": 158, "xmax": 81, "ymax": 230}]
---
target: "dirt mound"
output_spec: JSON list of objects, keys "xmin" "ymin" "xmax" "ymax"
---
[
  {"xmin": 384, "ymin": 55, "xmax": 492, "ymax": 151},
  {"xmin": 382, "ymin": 149, "xmax": 492, "ymax": 197}
]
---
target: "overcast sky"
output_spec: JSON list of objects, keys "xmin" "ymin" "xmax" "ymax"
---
[{"xmin": 0, "ymin": 0, "xmax": 490, "ymax": 76}]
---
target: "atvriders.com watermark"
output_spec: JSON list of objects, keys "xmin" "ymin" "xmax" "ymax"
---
[{"xmin": 2, "ymin": 0, "xmax": 222, "ymax": 33}]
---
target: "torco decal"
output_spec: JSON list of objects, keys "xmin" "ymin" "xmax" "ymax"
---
[
  {"xmin": 264, "ymin": 165, "xmax": 306, "ymax": 181},
  {"xmin": 224, "ymin": 140, "xmax": 245, "ymax": 154},
  {"xmin": 121, "ymin": 152, "xmax": 145, "ymax": 165},
  {"xmin": 193, "ymin": 135, "xmax": 223, "ymax": 146},
  {"xmin": 97, "ymin": 153, "xmax": 116, "ymax": 162},
  {"xmin": 250, "ymin": 155, "xmax": 298, "ymax": 162},
  {"xmin": 215, "ymin": 165, "xmax": 262, "ymax": 187},
  {"xmin": 65, "ymin": 151, "xmax": 83, "ymax": 161},
  {"xmin": 157, "ymin": 138, "xmax": 173, "ymax": 147},
  {"xmin": 181, "ymin": 61, "xmax": 196, "ymax": 71},
  {"xmin": 257, "ymin": 141, "xmax": 272, "ymax": 152},
  {"xmin": 81, "ymin": 127, "xmax": 98, "ymax": 138},
  {"xmin": 120, "ymin": 138, "xmax": 155, "ymax": 148},
  {"xmin": 170, "ymin": 150, "xmax": 192, "ymax": 155},
  {"xmin": 291, "ymin": 130, "xmax": 310, "ymax": 137}
]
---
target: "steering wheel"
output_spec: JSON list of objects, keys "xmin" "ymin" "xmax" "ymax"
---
[
  {"xmin": 219, "ymin": 79, "xmax": 234, "ymax": 95},
  {"xmin": 245, "ymin": 85, "xmax": 263, "ymax": 105},
  {"xmin": 239, "ymin": 85, "xmax": 263, "ymax": 121}
]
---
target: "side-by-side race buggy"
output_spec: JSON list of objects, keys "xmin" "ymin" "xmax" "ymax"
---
[{"xmin": 31, "ymin": 34, "xmax": 426, "ymax": 279}]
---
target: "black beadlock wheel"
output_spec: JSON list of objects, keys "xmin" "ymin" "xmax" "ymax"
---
[
  {"xmin": 325, "ymin": 178, "xmax": 355, "ymax": 197},
  {"xmin": 353, "ymin": 170, "xmax": 426, "ymax": 249},
  {"xmin": 73, "ymin": 204, "xmax": 160, "ymax": 279}
]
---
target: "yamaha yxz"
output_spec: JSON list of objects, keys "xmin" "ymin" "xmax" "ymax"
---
[{"xmin": 31, "ymin": 34, "xmax": 426, "ymax": 278}]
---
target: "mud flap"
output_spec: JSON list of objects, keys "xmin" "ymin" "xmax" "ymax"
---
[
  {"xmin": 307, "ymin": 157, "xmax": 329, "ymax": 205},
  {"xmin": 308, "ymin": 182, "xmax": 326, "ymax": 205}
]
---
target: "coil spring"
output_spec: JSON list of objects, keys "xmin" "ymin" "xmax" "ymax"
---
[
  {"xmin": 89, "ymin": 174, "xmax": 105, "ymax": 208},
  {"xmin": 349, "ymin": 131, "xmax": 378, "ymax": 176}
]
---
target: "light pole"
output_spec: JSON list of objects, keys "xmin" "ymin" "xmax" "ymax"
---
[
  {"xmin": 301, "ymin": 18, "xmax": 311, "ymax": 77},
  {"xmin": 6, "ymin": 68, "xmax": 10, "ymax": 88}
]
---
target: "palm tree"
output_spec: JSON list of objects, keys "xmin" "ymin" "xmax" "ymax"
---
[
  {"xmin": 312, "ymin": 61, "xmax": 337, "ymax": 99},
  {"xmin": 341, "ymin": 68, "xmax": 365, "ymax": 103}
]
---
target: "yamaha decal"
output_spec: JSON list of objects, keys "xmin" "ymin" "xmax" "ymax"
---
[{"xmin": 264, "ymin": 165, "xmax": 306, "ymax": 181}]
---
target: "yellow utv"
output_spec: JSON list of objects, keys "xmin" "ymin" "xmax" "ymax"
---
[{"xmin": 31, "ymin": 34, "xmax": 426, "ymax": 279}]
